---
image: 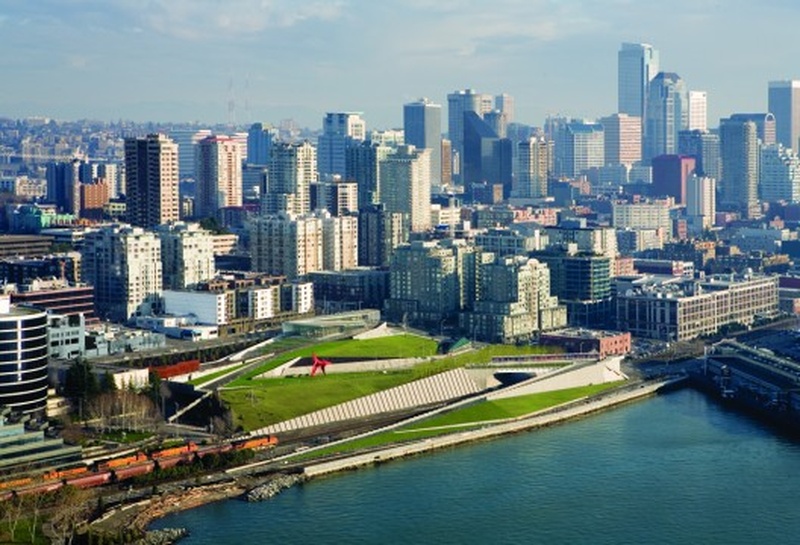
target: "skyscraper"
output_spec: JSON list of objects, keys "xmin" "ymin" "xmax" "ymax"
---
[
  {"xmin": 687, "ymin": 90, "xmax": 708, "ymax": 131},
  {"xmin": 644, "ymin": 72, "xmax": 688, "ymax": 162},
  {"xmin": 404, "ymin": 98, "xmax": 442, "ymax": 186},
  {"xmin": 463, "ymin": 111, "xmax": 513, "ymax": 200},
  {"xmin": 686, "ymin": 175, "xmax": 716, "ymax": 234},
  {"xmin": 346, "ymin": 140, "xmax": 392, "ymax": 208},
  {"xmin": 554, "ymin": 121, "xmax": 605, "ymax": 178},
  {"xmin": 264, "ymin": 141, "xmax": 317, "ymax": 216},
  {"xmin": 317, "ymin": 112, "xmax": 366, "ymax": 179},
  {"xmin": 124, "ymin": 133, "xmax": 179, "ymax": 228},
  {"xmin": 380, "ymin": 145, "xmax": 431, "ymax": 233},
  {"xmin": 760, "ymin": 144, "xmax": 800, "ymax": 203},
  {"xmin": 447, "ymin": 89, "xmax": 491, "ymax": 183},
  {"xmin": 768, "ymin": 80, "xmax": 800, "ymax": 151},
  {"xmin": 195, "ymin": 135, "xmax": 243, "ymax": 219},
  {"xmin": 599, "ymin": 113, "xmax": 642, "ymax": 166},
  {"xmin": 516, "ymin": 137, "xmax": 551, "ymax": 198},
  {"xmin": 678, "ymin": 130, "xmax": 720, "ymax": 180},
  {"xmin": 719, "ymin": 116, "xmax": 760, "ymax": 218},
  {"xmin": 651, "ymin": 154, "xmax": 696, "ymax": 205},
  {"xmin": 495, "ymin": 93, "xmax": 515, "ymax": 123},
  {"xmin": 247, "ymin": 122, "xmax": 277, "ymax": 165},
  {"xmin": 618, "ymin": 43, "xmax": 660, "ymax": 118},
  {"xmin": 155, "ymin": 222, "xmax": 216, "ymax": 290}
]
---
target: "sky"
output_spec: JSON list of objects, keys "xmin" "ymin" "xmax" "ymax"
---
[{"xmin": 1, "ymin": 0, "xmax": 798, "ymax": 130}]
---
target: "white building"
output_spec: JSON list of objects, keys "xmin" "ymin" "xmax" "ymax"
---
[
  {"xmin": 380, "ymin": 145, "xmax": 431, "ymax": 233},
  {"xmin": 249, "ymin": 213, "xmax": 323, "ymax": 280},
  {"xmin": 612, "ymin": 201, "xmax": 672, "ymax": 232},
  {"xmin": 688, "ymin": 90, "xmax": 708, "ymax": 132},
  {"xmin": 163, "ymin": 290, "xmax": 229, "ymax": 325},
  {"xmin": 155, "ymin": 222, "xmax": 216, "ymax": 289},
  {"xmin": 517, "ymin": 137, "xmax": 551, "ymax": 198},
  {"xmin": 686, "ymin": 175, "xmax": 716, "ymax": 234},
  {"xmin": 760, "ymin": 144, "xmax": 800, "ymax": 203},
  {"xmin": 195, "ymin": 135, "xmax": 243, "ymax": 218},
  {"xmin": 265, "ymin": 141, "xmax": 317, "ymax": 216},
  {"xmin": 321, "ymin": 213, "xmax": 359, "ymax": 271},
  {"xmin": 81, "ymin": 224, "xmax": 162, "ymax": 322}
]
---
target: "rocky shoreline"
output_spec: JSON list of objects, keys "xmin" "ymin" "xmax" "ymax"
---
[{"xmin": 245, "ymin": 473, "xmax": 306, "ymax": 502}]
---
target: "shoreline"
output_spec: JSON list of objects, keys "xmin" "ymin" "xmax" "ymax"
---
[{"xmin": 93, "ymin": 377, "xmax": 682, "ymax": 537}]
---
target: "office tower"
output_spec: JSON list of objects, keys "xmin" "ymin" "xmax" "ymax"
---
[
  {"xmin": 346, "ymin": 140, "xmax": 391, "ymax": 208},
  {"xmin": 760, "ymin": 144, "xmax": 800, "ymax": 203},
  {"xmin": 264, "ymin": 141, "xmax": 316, "ymax": 216},
  {"xmin": 768, "ymin": 80, "xmax": 800, "ymax": 151},
  {"xmin": 310, "ymin": 180, "xmax": 358, "ymax": 215},
  {"xmin": 678, "ymin": 130, "xmax": 720, "ymax": 180},
  {"xmin": 321, "ymin": 213, "xmax": 359, "ymax": 271},
  {"xmin": 484, "ymin": 110, "xmax": 508, "ymax": 138},
  {"xmin": 516, "ymin": 137, "xmax": 551, "ymax": 198},
  {"xmin": 242, "ymin": 163, "xmax": 268, "ymax": 202},
  {"xmin": 124, "ymin": 133, "xmax": 179, "ymax": 228},
  {"xmin": 380, "ymin": 145, "xmax": 431, "ymax": 233},
  {"xmin": 247, "ymin": 122, "xmax": 277, "ymax": 165},
  {"xmin": 317, "ymin": 112, "xmax": 366, "ymax": 179},
  {"xmin": 404, "ymin": 98, "xmax": 442, "ymax": 186},
  {"xmin": 45, "ymin": 159, "xmax": 81, "ymax": 215},
  {"xmin": 369, "ymin": 129, "xmax": 405, "ymax": 148},
  {"xmin": 688, "ymin": 91, "xmax": 708, "ymax": 131},
  {"xmin": 358, "ymin": 203, "xmax": 408, "ymax": 267},
  {"xmin": 651, "ymin": 155, "xmax": 696, "ymax": 204},
  {"xmin": 447, "ymin": 89, "xmax": 492, "ymax": 183},
  {"xmin": 463, "ymin": 111, "xmax": 513, "ymax": 200},
  {"xmin": 645, "ymin": 72, "xmax": 688, "ymax": 161},
  {"xmin": 441, "ymin": 139, "xmax": 452, "ymax": 186},
  {"xmin": 495, "ymin": 93, "xmax": 515, "ymax": 123},
  {"xmin": 618, "ymin": 43, "xmax": 660, "ymax": 117},
  {"xmin": 599, "ymin": 113, "xmax": 642, "ymax": 166},
  {"xmin": 728, "ymin": 113, "xmax": 776, "ymax": 145},
  {"xmin": 686, "ymin": 175, "xmax": 716, "ymax": 234},
  {"xmin": 0, "ymin": 296, "xmax": 48, "ymax": 414},
  {"xmin": 169, "ymin": 128, "xmax": 212, "ymax": 180},
  {"xmin": 719, "ymin": 116, "xmax": 760, "ymax": 218},
  {"xmin": 194, "ymin": 135, "xmax": 242, "ymax": 219},
  {"xmin": 554, "ymin": 121, "xmax": 605, "ymax": 178},
  {"xmin": 81, "ymin": 224, "xmax": 162, "ymax": 322},
  {"xmin": 155, "ymin": 222, "xmax": 216, "ymax": 289},
  {"xmin": 249, "ymin": 213, "xmax": 323, "ymax": 280}
]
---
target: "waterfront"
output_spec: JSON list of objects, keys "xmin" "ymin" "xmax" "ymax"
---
[{"xmin": 152, "ymin": 389, "xmax": 800, "ymax": 544}]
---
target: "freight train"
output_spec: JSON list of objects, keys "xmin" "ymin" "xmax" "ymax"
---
[{"xmin": 0, "ymin": 435, "xmax": 278, "ymax": 501}]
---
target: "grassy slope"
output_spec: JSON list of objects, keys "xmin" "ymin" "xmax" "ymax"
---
[{"xmin": 222, "ymin": 337, "xmax": 563, "ymax": 431}]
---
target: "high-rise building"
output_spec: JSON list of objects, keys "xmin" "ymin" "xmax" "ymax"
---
[
  {"xmin": 404, "ymin": 98, "xmax": 442, "ymax": 186},
  {"xmin": 321, "ymin": 213, "xmax": 359, "ymax": 271},
  {"xmin": 81, "ymin": 224, "xmax": 162, "ymax": 322},
  {"xmin": 346, "ymin": 140, "xmax": 391, "ymax": 208},
  {"xmin": 678, "ymin": 130, "xmax": 720, "ymax": 180},
  {"xmin": 310, "ymin": 180, "xmax": 359, "ymax": 216},
  {"xmin": 447, "ymin": 89, "xmax": 492, "ymax": 183},
  {"xmin": 688, "ymin": 90, "xmax": 708, "ymax": 131},
  {"xmin": 686, "ymin": 175, "xmax": 716, "ymax": 234},
  {"xmin": 45, "ymin": 160, "xmax": 81, "ymax": 216},
  {"xmin": 554, "ymin": 121, "xmax": 605, "ymax": 178},
  {"xmin": 644, "ymin": 72, "xmax": 688, "ymax": 161},
  {"xmin": 380, "ymin": 145, "xmax": 432, "ymax": 233},
  {"xmin": 247, "ymin": 122, "xmax": 277, "ymax": 166},
  {"xmin": 768, "ymin": 80, "xmax": 800, "ymax": 151},
  {"xmin": 463, "ymin": 111, "xmax": 513, "ymax": 200},
  {"xmin": 651, "ymin": 155, "xmax": 696, "ymax": 205},
  {"xmin": 618, "ymin": 43, "xmax": 660, "ymax": 118},
  {"xmin": 760, "ymin": 144, "xmax": 800, "ymax": 203},
  {"xmin": 357, "ymin": 203, "xmax": 408, "ymax": 267},
  {"xmin": 441, "ymin": 139, "xmax": 453, "ymax": 187},
  {"xmin": 317, "ymin": 112, "xmax": 366, "ymax": 179},
  {"xmin": 249, "ymin": 213, "xmax": 323, "ymax": 280},
  {"xmin": 264, "ymin": 141, "xmax": 317, "ymax": 216},
  {"xmin": 484, "ymin": 110, "xmax": 508, "ymax": 139},
  {"xmin": 155, "ymin": 222, "xmax": 216, "ymax": 290},
  {"xmin": 599, "ymin": 113, "xmax": 642, "ymax": 166},
  {"xmin": 495, "ymin": 93, "xmax": 515, "ymax": 123},
  {"xmin": 516, "ymin": 137, "xmax": 551, "ymax": 198},
  {"xmin": 728, "ymin": 113, "xmax": 776, "ymax": 145},
  {"xmin": 719, "ymin": 116, "xmax": 760, "ymax": 218},
  {"xmin": 195, "ymin": 135, "xmax": 242, "ymax": 219},
  {"xmin": 124, "ymin": 134, "xmax": 179, "ymax": 228},
  {"xmin": 0, "ymin": 296, "xmax": 48, "ymax": 414},
  {"xmin": 169, "ymin": 128, "xmax": 212, "ymax": 180}
]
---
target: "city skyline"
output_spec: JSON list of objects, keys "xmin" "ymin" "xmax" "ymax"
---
[{"xmin": 2, "ymin": 1, "xmax": 799, "ymax": 129}]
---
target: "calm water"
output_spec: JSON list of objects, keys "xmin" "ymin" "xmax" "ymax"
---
[{"xmin": 152, "ymin": 389, "xmax": 800, "ymax": 544}]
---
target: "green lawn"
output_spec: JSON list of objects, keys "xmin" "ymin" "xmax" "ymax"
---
[
  {"xmin": 189, "ymin": 364, "xmax": 243, "ymax": 387},
  {"xmin": 293, "ymin": 382, "xmax": 625, "ymax": 460},
  {"xmin": 222, "ymin": 338, "xmax": 564, "ymax": 431}
]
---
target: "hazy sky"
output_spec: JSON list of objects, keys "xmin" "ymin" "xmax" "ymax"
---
[{"xmin": 1, "ymin": 0, "xmax": 798, "ymax": 130}]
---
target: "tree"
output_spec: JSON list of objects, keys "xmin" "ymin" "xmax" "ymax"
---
[
  {"xmin": 64, "ymin": 358, "xmax": 100, "ymax": 402},
  {"xmin": 49, "ymin": 486, "xmax": 91, "ymax": 545}
]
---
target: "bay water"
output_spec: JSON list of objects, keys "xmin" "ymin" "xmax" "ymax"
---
[{"xmin": 151, "ymin": 389, "xmax": 800, "ymax": 544}]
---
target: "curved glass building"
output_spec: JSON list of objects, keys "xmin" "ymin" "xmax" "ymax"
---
[{"xmin": 0, "ymin": 298, "xmax": 49, "ymax": 414}]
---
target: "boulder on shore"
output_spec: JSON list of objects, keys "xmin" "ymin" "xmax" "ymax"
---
[{"xmin": 245, "ymin": 474, "xmax": 305, "ymax": 502}]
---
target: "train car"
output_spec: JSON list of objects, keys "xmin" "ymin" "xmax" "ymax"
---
[
  {"xmin": 0, "ymin": 477, "xmax": 33, "ymax": 491},
  {"xmin": 155, "ymin": 453, "xmax": 194, "ymax": 470},
  {"xmin": 0, "ymin": 490, "xmax": 14, "ymax": 502},
  {"xmin": 98, "ymin": 452, "xmax": 149, "ymax": 471},
  {"xmin": 234, "ymin": 436, "xmax": 278, "ymax": 451},
  {"xmin": 43, "ymin": 466, "xmax": 89, "ymax": 482},
  {"xmin": 66, "ymin": 472, "xmax": 112, "ymax": 489},
  {"xmin": 15, "ymin": 480, "xmax": 64, "ymax": 497},
  {"xmin": 151, "ymin": 441, "xmax": 198, "ymax": 460},
  {"xmin": 112, "ymin": 461, "xmax": 156, "ymax": 482},
  {"xmin": 196, "ymin": 443, "xmax": 233, "ymax": 459}
]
